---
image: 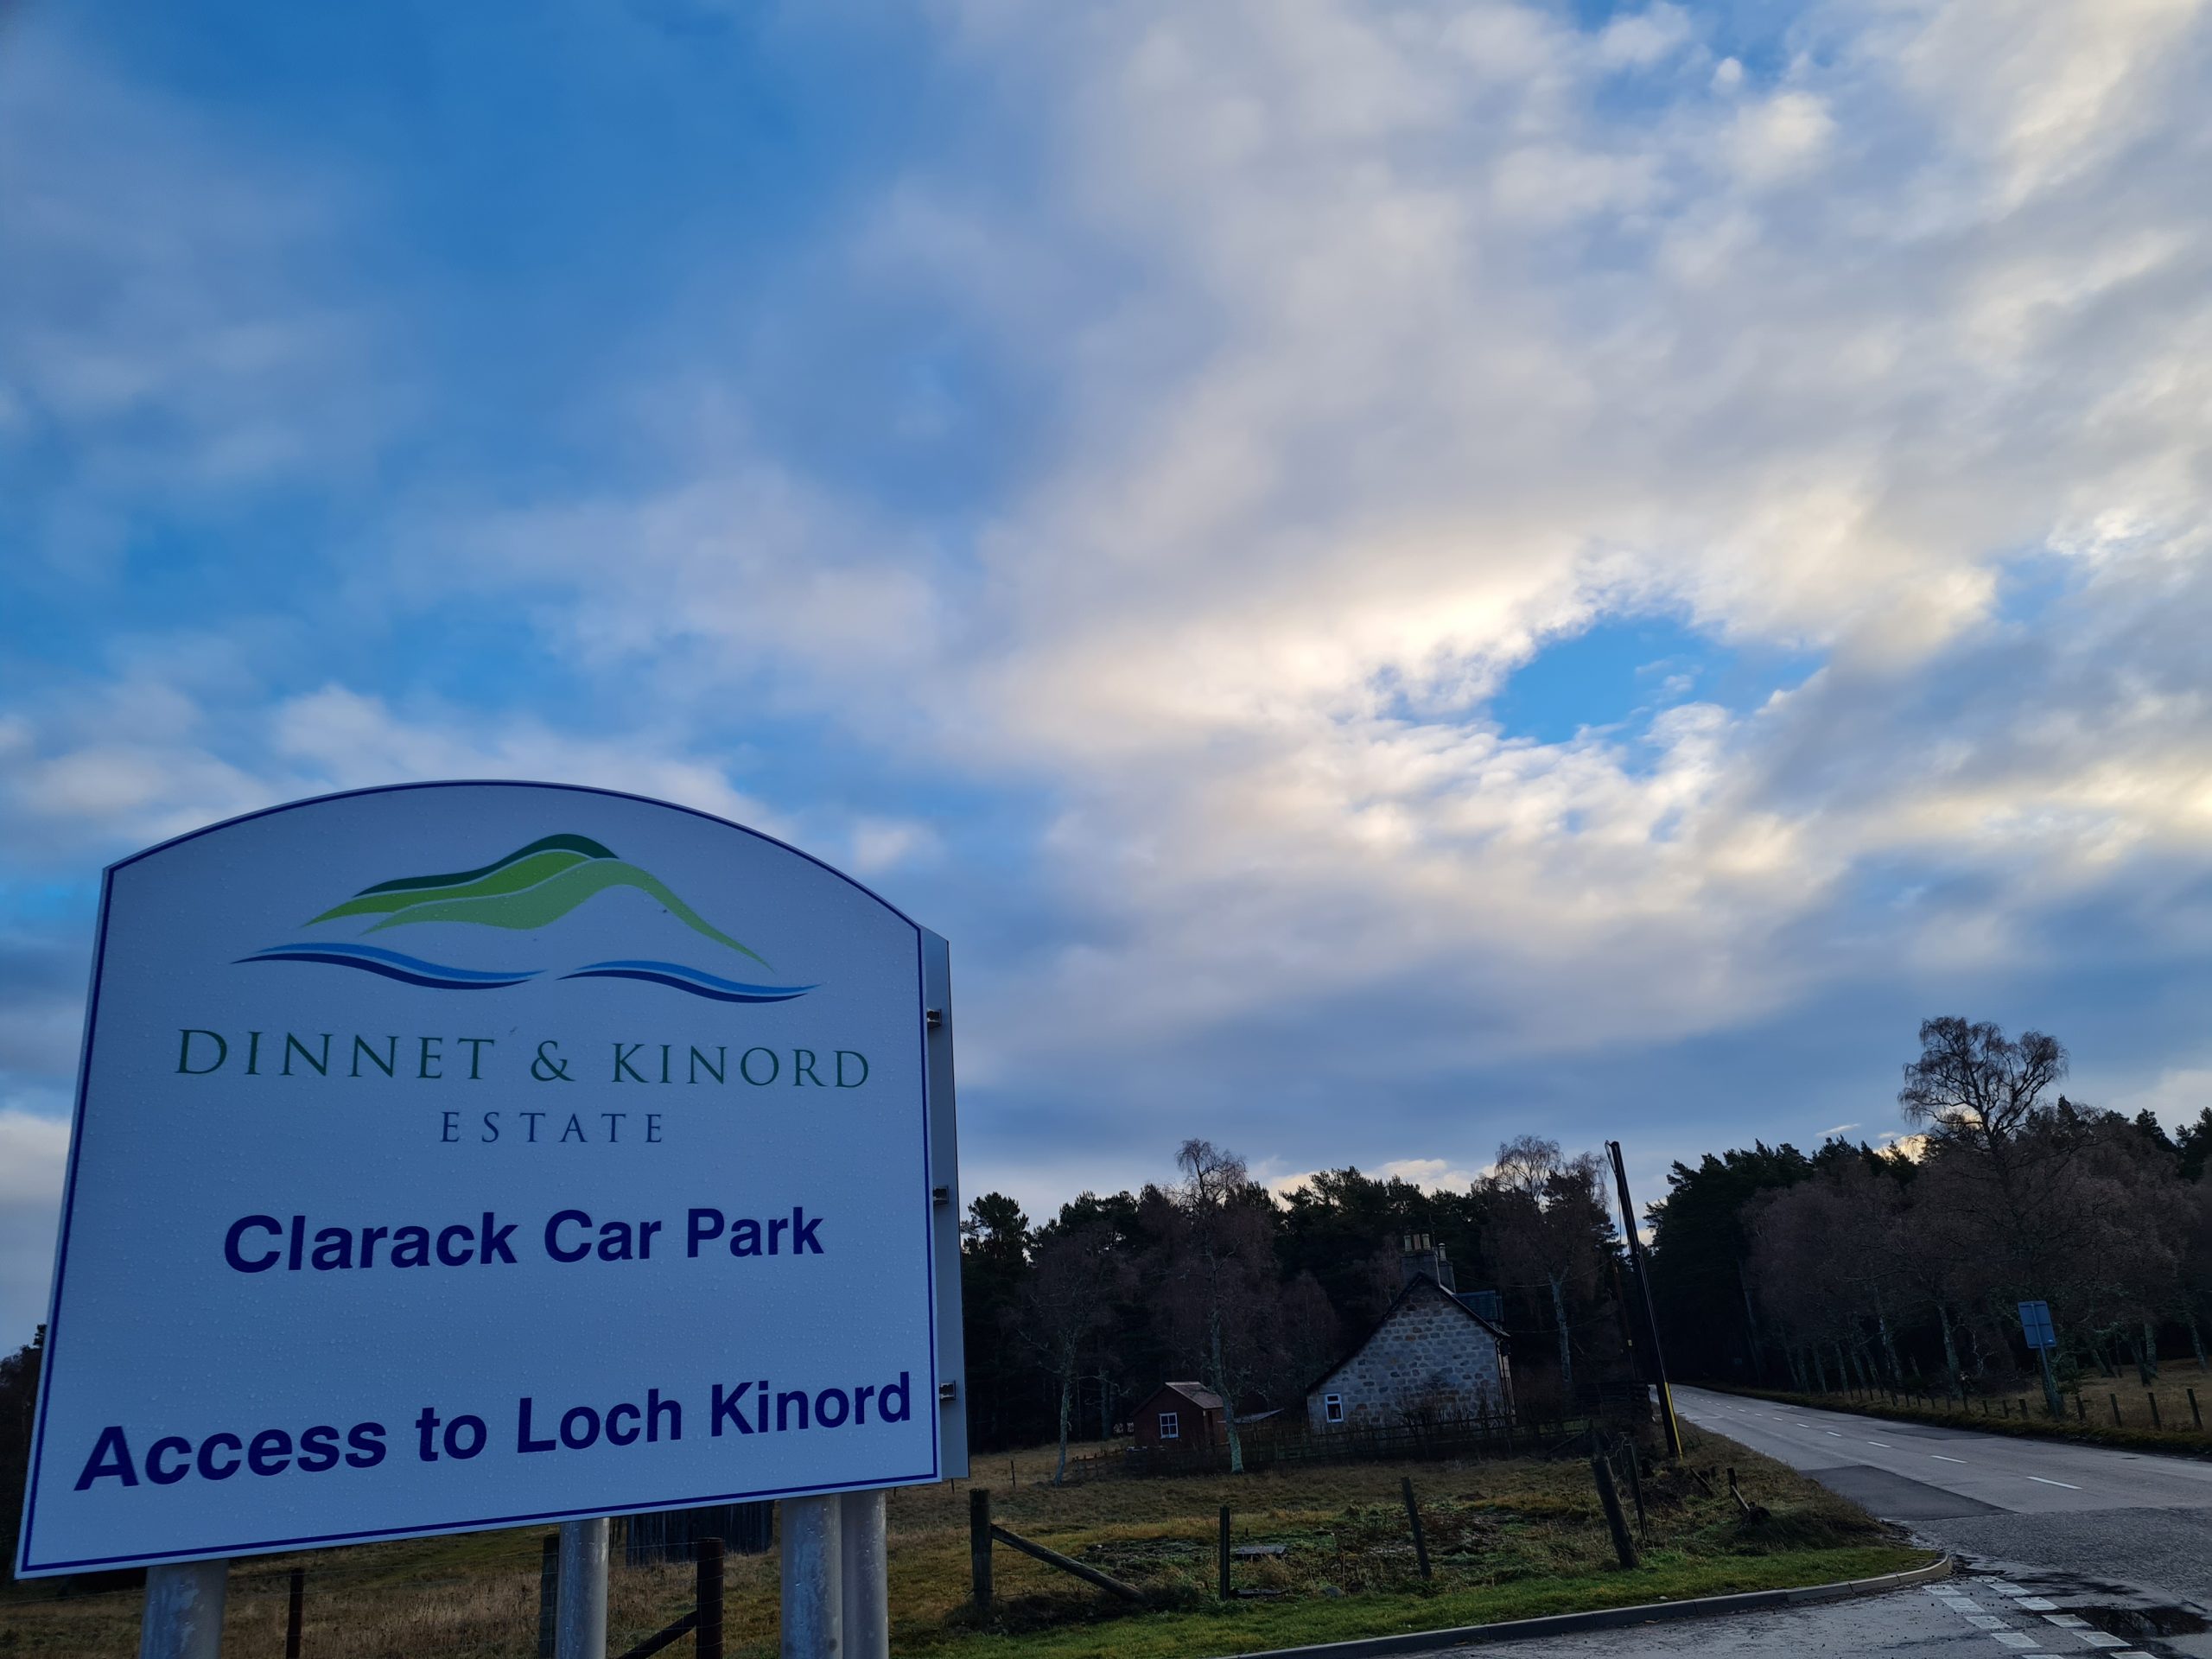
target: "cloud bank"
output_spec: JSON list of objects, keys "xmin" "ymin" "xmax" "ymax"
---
[{"xmin": 3, "ymin": 0, "xmax": 2210, "ymax": 1339}]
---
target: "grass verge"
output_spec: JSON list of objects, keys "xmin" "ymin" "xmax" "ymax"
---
[{"xmin": 1, "ymin": 1425, "xmax": 1932, "ymax": 1657}]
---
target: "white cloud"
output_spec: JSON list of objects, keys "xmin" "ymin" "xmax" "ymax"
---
[
  {"xmin": 1594, "ymin": 5, "xmax": 1696, "ymax": 70},
  {"xmin": 0, "ymin": 680, "xmax": 792, "ymax": 865},
  {"xmin": 8, "ymin": 0, "xmax": 2212, "ymax": 1206},
  {"xmin": 411, "ymin": 0, "xmax": 2212, "ymax": 1089},
  {"xmin": 2109, "ymin": 1065, "xmax": 2212, "ymax": 1130},
  {"xmin": 1725, "ymin": 90, "xmax": 1836, "ymax": 185},
  {"xmin": 848, "ymin": 818, "xmax": 942, "ymax": 876},
  {"xmin": 0, "ymin": 32, "xmax": 400, "ymax": 563},
  {"xmin": 1376, "ymin": 1157, "xmax": 1484, "ymax": 1192},
  {"xmin": 0, "ymin": 1110, "xmax": 70, "ymax": 1344},
  {"xmin": 854, "ymin": 0, "xmax": 2212, "ymax": 1078}
]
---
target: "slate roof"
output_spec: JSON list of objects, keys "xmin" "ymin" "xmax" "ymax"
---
[{"xmin": 1302, "ymin": 1272, "xmax": 1510, "ymax": 1399}]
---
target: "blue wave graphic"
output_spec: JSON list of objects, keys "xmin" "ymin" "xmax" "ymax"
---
[
  {"xmin": 561, "ymin": 960, "xmax": 816, "ymax": 1003},
  {"xmin": 238, "ymin": 942, "xmax": 541, "ymax": 990}
]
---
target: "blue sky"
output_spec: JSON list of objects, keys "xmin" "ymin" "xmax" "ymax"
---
[{"xmin": 5, "ymin": 0, "xmax": 2212, "ymax": 1344}]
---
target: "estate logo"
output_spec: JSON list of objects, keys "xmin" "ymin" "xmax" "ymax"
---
[{"xmin": 237, "ymin": 834, "xmax": 814, "ymax": 1003}]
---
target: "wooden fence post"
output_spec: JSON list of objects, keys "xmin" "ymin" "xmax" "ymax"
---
[
  {"xmin": 1590, "ymin": 1452, "xmax": 1638, "ymax": 1570},
  {"xmin": 1218, "ymin": 1507, "xmax": 1231, "ymax": 1600},
  {"xmin": 1401, "ymin": 1478, "xmax": 1432, "ymax": 1580},
  {"xmin": 2110, "ymin": 1393, "xmax": 2121, "ymax": 1426},
  {"xmin": 2190, "ymin": 1388, "xmax": 2202, "ymax": 1430},
  {"xmin": 285, "ymin": 1567, "xmax": 305, "ymax": 1659},
  {"xmin": 969, "ymin": 1489, "xmax": 993, "ymax": 1621},
  {"xmin": 1618, "ymin": 1443, "xmax": 1646, "ymax": 1529},
  {"xmin": 2149, "ymin": 1393, "xmax": 2163, "ymax": 1429},
  {"xmin": 696, "ymin": 1537, "xmax": 724, "ymax": 1659}
]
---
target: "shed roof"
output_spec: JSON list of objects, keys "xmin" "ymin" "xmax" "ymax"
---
[{"xmin": 1141, "ymin": 1380, "xmax": 1225, "ymax": 1413}]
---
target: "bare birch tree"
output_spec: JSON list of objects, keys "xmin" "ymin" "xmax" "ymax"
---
[
  {"xmin": 1154, "ymin": 1139, "xmax": 1281, "ymax": 1473},
  {"xmin": 1483, "ymin": 1137, "xmax": 1612, "ymax": 1400},
  {"xmin": 1012, "ymin": 1220, "xmax": 1130, "ymax": 1484}
]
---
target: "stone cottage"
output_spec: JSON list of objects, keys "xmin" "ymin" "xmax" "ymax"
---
[{"xmin": 1305, "ymin": 1234, "xmax": 1511, "ymax": 1432}]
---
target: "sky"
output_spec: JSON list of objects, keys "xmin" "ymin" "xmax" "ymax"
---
[{"xmin": 4, "ymin": 0, "xmax": 2212, "ymax": 1345}]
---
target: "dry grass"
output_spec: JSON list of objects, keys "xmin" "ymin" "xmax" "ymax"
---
[{"xmin": 1, "ymin": 1427, "xmax": 1929, "ymax": 1657}]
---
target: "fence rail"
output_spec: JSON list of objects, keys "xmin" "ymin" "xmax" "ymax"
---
[{"xmin": 1122, "ymin": 1413, "xmax": 1598, "ymax": 1476}]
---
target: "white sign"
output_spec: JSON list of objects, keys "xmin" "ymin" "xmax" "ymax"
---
[{"xmin": 16, "ymin": 782, "xmax": 965, "ymax": 1577}]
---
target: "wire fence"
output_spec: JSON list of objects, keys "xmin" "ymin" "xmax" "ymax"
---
[{"xmin": 1746, "ymin": 1376, "xmax": 2212, "ymax": 1439}]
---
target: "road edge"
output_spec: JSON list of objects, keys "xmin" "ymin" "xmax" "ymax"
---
[{"xmin": 1225, "ymin": 1551, "xmax": 1955, "ymax": 1658}]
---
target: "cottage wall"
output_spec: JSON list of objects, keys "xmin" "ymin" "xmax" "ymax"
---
[{"xmin": 1306, "ymin": 1282, "xmax": 1506, "ymax": 1432}]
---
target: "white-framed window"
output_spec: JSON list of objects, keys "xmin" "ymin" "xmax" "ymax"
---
[
  {"xmin": 1323, "ymin": 1393, "xmax": 1345, "ymax": 1424},
  {"xmin": 1158, "ymin": 1410, "xmax": 1181, "ymax": 1440}
]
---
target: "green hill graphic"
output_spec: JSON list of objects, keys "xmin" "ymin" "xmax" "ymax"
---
[{"xmin": 306, "ymin": 833, "xmax": 772, "ymax": 969}]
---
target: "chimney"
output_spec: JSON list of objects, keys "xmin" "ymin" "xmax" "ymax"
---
[{"xmin": 1398, "ymin": 1231, "xmax": 1454, "ymax": 1292}]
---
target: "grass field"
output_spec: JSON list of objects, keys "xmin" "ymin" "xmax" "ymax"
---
[
  {"xmin": 1722, "ymin": 1374, "xmax": 2212, "ymax": 1457},
  {"xmin": 0, "ymin": 1424, "xmax": 1932, "ymax": 1657}
]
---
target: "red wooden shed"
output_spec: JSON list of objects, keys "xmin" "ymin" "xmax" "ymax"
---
[{"xmin": 1130, "ymin": 1381, "xmax": 1225, "ymax": 1450}]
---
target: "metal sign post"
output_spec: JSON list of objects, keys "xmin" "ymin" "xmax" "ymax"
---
[
  {"xmin": 840, "ymin": 1490, "xmax": 889, "ymax": 1659},
  {"xmin": 2018, "ymin": 1300, "xmax": 2063, "ymax": 1418},
  {"xmin": 138, "ymin": 1559, "xmax": 229, "ymax": 1659},
  {"xmin": 555, "ymin": 1517, "xmax": 608, "ymax": 1659},
  {"xmin": 780, "ymin": 1494, "xmax": 842, "ymax": 1657}
]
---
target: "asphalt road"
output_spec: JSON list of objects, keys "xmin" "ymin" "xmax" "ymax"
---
[
  {"xmin": 1437, "ymin": 1579, "xmax": 2169, "ymax": 1657},
  {"xmin": 1432, "ymin": 1386, "xmax": 2212, "ymax": 1656},
  {"xmin": 1674, "ymin": 1385, "xmax": 2212, "ymax": 1611}
]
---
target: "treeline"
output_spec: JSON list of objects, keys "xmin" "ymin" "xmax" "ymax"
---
[
  {"xmin": 961, "ymin": 1137, "xmax": 1631, "ymax": 1475},
  {"xmin": 1649, "ymin": 1017, "xmax": 2212, "ymax": 1398}
]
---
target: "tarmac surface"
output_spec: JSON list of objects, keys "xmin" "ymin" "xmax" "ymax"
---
[{"xmin": 1429, "ymin": 1385, "xmax": 2212, "ymax": 1657}]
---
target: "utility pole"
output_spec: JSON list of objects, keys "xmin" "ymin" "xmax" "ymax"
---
[{"xmin": 1606, "ymin": 1141, "xmax": 1682, "ymax": 1459}]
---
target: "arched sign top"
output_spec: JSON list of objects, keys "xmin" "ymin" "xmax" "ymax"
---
[
  {"xmin": 18, "ymin": 781, "xmax": 965, "ymax": 1579},
  {"xmin": 103, "ymin": 779, "xmax": 924, "ymax": 931}
]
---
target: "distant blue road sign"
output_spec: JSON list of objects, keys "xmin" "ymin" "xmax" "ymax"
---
[{"xmin": 2018, "ymin": 1300, "xmax": 2058, "ymax": 1351}]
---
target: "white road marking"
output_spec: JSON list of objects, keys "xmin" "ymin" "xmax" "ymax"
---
[
  {"xmin": 2043, "ymin": 1614, "xmax": 2088, "ymax": 1627},
  {"xmin": 2025, "ymin": 1476, "xmax": 2080, "ymax": 1489},
  {"xmin": 1967, "ymin": 1613, "xmax": 2005, "ymax": 1629},
  {"xmin": 1866, "ymin": 1440, "xmax": 1892, "ymax": 1446},
  {"xmin": 1826, "ymin": 1430, "xmax": 1843, "ymax": 1437},
  {"xmin": 2081, "ymin": 1636, "xmax": 2127, "ymax": 1649},
  {"xmin": 2018, "ymin": 1598, "xmax": 2058, "ymax": 1611},
  {"xmin": 1932, "ymin": 1453, "xmax": 1969, "ymax": 1464},
  {"xmin": 1991, "ymin": 1631, "xmax": 2041, "ymax": 1649}
]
